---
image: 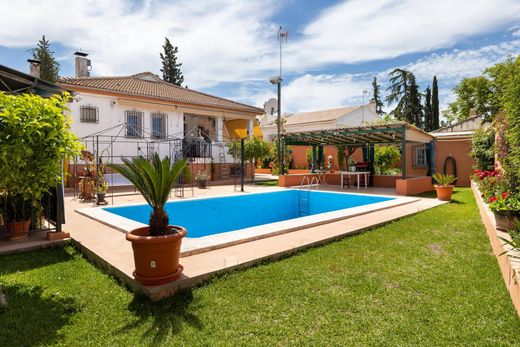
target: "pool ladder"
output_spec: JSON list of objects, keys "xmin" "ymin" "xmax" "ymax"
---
[{"xmin": 298, "ymin": 176, "xmax": 319, "ymax": 217}]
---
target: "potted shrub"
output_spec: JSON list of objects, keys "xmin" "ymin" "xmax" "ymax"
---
[
  {"xmin": 488, "ymin": 192, "xmax": 520, "ymax": 231},
  {"xmin": 196, "ymin": 170, "xmax": 208, "ymax": 189},
  {"xmin": 95, "ymin": 181, "xmax": 109, "ymax": 205},
  {"xmin": 110, "ymin": 153, "xmax": 187, "ymax": 285},
  {"xmin": 0, "ymin": 193, "xmax": 33, "ymax": 241},
  {"xmin": 0, "ymin": 92, "xmax": 81, "ymax": 241},
  {"xmin": 432, "ymin": 173, "xmax": 457, "ymax": 201}
]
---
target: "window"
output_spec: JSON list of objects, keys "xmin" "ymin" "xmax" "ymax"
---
[
  {"xmin": 80, "ymin": 106, "xmax": 98, "ymax": 123},
  {"xmin": 126, "ymin": 111, "xmax": 143, "ymax": 138},
  {"xmin": 413, "ymin": 144, "xmax": 427, "ymax": 167},
  {"xmin": 151, "ymin": 113, "xmax": 167, "ymax": 139}
]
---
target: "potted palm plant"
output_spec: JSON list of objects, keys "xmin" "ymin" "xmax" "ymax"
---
[
  {"xmin": 110, "ymin": 153, "xmax": 187, "ymax": 285},
  {"xmin": 432, "ymin": 173, "xmax": 457, "ymax": 201}
]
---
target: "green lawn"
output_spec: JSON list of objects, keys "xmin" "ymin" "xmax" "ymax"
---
[
  {"xmin": 1, "ymin": 188, "xmax": 519, "ymax": 346},
  {"xmin": 253, "ymin": 179, "xmax": 279, "ymax": 186}
]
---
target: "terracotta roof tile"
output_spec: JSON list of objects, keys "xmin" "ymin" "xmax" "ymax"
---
[
  {"xmin": 283, "ymin": 105, "xmax": 362, "ymax": 125},
  {"xmin": 58, "ymin": 72, "xmax": 263, "ymax": 114}
]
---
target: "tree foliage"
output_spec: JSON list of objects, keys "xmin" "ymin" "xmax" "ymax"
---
[
  {"xmin": 470, "ymin": 128, "xmax": 495, "ymax": 171},
  {"xmin": 31, "ymin": 35, "xmax": 60, "ymax": 83},
  {"xmin": 374, "ymin": 146, "xmax": 401, "ymax": 175},
  {"xmin": 423, "ymin": 87, "xmax": 433, "ymax": 131},
  {"xmin": 371, "ymin": 77, "xmax": 384, "ymax": 116},
  {"xmin": 386, "ymin": 69, "xmax": 422, "ymax": 127},
  {"xmin": 0, "ymin": 92, "xmax": 81, "ymax": 217},
  {"xmin": 160, "ymin": 37, "xmax": 184, "ymax": 86},
  {"xmin": 431, "ymin": 76, "xmax": 440, "ymax": 130},
  {"xmin": 444, "ymin": 76, "xmax": 496, "ymax": 123},
  {"xmin": 336, "ymin": 145, "xmax": 356, "ymax": 171}
]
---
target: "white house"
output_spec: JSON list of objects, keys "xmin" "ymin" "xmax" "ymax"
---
[
  {"xmin": 260, "ymin": 101, "xmax": 380, "ymax": 140},
  {"xmin": 56, "ymin": 52, "xmax": 263, "ymax": 166}
]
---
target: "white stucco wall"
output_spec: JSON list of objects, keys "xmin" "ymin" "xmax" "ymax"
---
[{"xmin": 68, "ymin": 91, "xmax": 245, "ymax": 163}]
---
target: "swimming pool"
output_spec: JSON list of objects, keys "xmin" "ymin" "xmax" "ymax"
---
[{"xmin": 103, "ymin": 190, "xmax": 394, "ymax": 238}]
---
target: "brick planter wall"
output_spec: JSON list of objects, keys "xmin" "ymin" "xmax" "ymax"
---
[{"xmin": 472, "ymin": 181, "xmax": 520, "ymax": 317}]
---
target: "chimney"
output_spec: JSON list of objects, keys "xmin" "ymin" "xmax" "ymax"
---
[
  {"xmin": 74, "ymin": 51, "xmax": 91, "ymax": 77},
  {"xmin": 27, "ymin": 59, "xmax": 41, "ymax": 78}
]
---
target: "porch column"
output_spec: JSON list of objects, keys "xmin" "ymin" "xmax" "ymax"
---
[
  {"xmin": 216, "ymin": 116, "xmax": 224, "ymax": 142},
  {"xmin": 247, "ymin": 119, "xmax": 254, "ymax": 138}
]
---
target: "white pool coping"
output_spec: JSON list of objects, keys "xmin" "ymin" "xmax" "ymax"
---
[{"xmin": 76, "ymin": 189, "xmax": 419, "ymax": 257}]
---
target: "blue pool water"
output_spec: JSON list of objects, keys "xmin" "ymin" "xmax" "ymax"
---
[{"xmin": 104, "ymin": 190, "xmax": 394, "ymax": 238}]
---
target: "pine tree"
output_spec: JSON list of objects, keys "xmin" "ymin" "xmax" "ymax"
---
[
  {"xmin": 423, "ymin": 87, "xmax": 433, "ymax": 131},
  {"xmin": 371, "ymin": 76, "xmax": 385, "ymax": 116},
  {"xmin": 386, "ymin": 68, "xmax": 410, "ymax": 121},
  {"xmin": 405, "ymin": 74, "xmax": 422, "ymax": 127},
  {"xmin": 31, "ymin": 35, "xmax": 60, "ymax": 83},
  {"xmin": 386, "ymin": 69, "xmax": 422, "ymax": 127},
  {"xmin": 432, "ymin": 76, "xmax": 440, "ymax": 130},
  {"xmin": 160, "ymin": 37, "xmax": 184, "ymax": 86}
]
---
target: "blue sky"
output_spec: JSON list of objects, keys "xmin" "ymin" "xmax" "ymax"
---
[{"xmin": 1, "ymin": 0, "xmax": 520, "ymax": 114}]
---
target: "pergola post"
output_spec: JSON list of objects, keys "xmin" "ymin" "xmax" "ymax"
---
[
  {"xmin": 401, "ymin": 128, "xmax": 406, "ymax": 178},
  {"xmin": 311, "ymin": 145, "xmax": 317, "ymax": 173}
]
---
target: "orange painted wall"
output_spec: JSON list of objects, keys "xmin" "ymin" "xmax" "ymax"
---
[
  {"xmin": 225, "ymin": 119, "xmax": 262, "ymax": 139},
  {"xmin": 291, "ymin": 146, "xmax": 363, "ymax": 170},
  {"xmin": 435, "ymin": 139, "xmax": 474, "ymax": 187}
]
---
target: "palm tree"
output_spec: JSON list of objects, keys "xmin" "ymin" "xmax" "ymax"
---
[{"xmin": 110, "ymin": 153, "xmax": 186, "ymax": 236}]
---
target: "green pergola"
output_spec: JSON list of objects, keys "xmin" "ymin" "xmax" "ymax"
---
[{"xmin": 283, "ymin": 122, "xmax": 434, "ymax": 178}]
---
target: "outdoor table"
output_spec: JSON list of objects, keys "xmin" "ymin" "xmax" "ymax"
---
[{"xmin": 338, "ymin": 171, "xmax": 370, "ymax": 190}]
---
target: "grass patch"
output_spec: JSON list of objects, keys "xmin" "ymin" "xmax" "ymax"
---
[
  {"xmin": 0, "ymin": 188, "xmax": 519, "ymax": 345},
  {"xmin": 253, "ymin": 179, "xmax": 279, "ymax": 186}
]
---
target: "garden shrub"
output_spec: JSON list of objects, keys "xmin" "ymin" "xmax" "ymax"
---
[{"xmin": 471, "ymin": 127, "xmax": 495, "ymax": 171}]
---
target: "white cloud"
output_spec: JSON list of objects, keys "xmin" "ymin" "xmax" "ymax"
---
[
  {"xmin": 284, "ymin": 0, "xmax": 520, "ymax": 71},
  {"xmin": 2, "ymin": 0, "xmax": 520, "ymax": 91},
  {"xmin": 239, "ymin": 39, "xmax": 520, "ymax": 114},
  {"xmin": 0, "ymin": 0, "xmax": 279, "ymax": 88}
]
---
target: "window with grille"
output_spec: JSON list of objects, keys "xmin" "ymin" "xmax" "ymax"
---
[
  {"xmin": 80, "ymin": 106, "xmax": 98, "ymax": 123},
  {"xmin": 413, "ymin": 144, "xmax": 427, "ymax": 167},
  {"xmin": 151, "ymin": 113, "xmax": 167, "ymax": 139},
  {"xmin": 126, "ymin": 111, "xmax": 144, "ymax": 138}
]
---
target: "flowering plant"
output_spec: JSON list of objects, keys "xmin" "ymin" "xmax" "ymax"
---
[
  {"xmin": 195, "ymin": 170, "xmax": 208, "ymax": 181},
  {"xmin": 473, "ymin": 169, "xmax": 501, "ymax": 181},
  {"xmin": 488, "ymin": 192, "xmax": 520, "ymax": 212}
]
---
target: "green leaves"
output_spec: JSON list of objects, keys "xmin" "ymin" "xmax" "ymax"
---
[
  {"xmin": 0, "ymin": 92, "xmax": 82, "ymax": 203},
  {"xmin": 432, "ymin": 173, "xmax": 457, "ymax": 187},
  {"xmin": 109, "ymin": 154, "xmax": 186, "ymax": 236}
]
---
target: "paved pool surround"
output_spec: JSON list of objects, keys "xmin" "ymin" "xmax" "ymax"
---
[{"xmin": 68, "ymin": 184, "xmax": 446, "ymax": 301}]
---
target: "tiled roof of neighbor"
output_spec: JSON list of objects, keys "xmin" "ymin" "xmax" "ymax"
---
[
  {"xmin": 281, "ymin": 105, "xmax": 362, "ymax": 125},
  {"xmin": 58, "ymin": 72, "xmax": 263, "ymax": 114}
]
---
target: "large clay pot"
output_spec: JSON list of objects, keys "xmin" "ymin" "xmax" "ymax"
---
[
  {"xmin": 126, "ymin": 226, "xmax": 186, "ymax": 285},
  {"xmin": 494, "ymin": 211, "xmax": 520, "ymax": 231},
  {"xmin": 434, "ymin": 185, "xmax": 454, "ymax": 201},
  {"xmin": 6, "ymin": 220, "xmax": 30, "ymax": 241}
]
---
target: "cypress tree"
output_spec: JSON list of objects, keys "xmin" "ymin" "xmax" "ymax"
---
[
  {"xmin": 31, "ymin": 35, "xmax": 60, "ymax": 83},
  {"xmin": 160, "ymin": 37, "xmax": 184, "ymax": 86},
  {"xmin": 424, "ymin": 87, "xmax": 433, "ymax": 131},
  {"xmin": 432, "ymin": 76, "xmax": 440, "ymax": 130},
  {"xmin": 371, "ymin": 76, "xmax": 385, "ymax": 116}
]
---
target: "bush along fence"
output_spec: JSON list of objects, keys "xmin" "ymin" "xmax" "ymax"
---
[{"xmin": 0, "ymin": 92, "xmax": 82, "ymax": 241}]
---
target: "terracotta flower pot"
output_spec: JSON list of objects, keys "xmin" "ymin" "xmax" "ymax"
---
[
  {"xmin": 494, "ymin": 211, "xmax": 520, "ymax": 231},
  {"xmin": 6, "ymin": 220, "xmax": 31, "ymax": 241},
  {"xmin": 126, "ymin": 226, "xmax": 186, "ymax": 286},
  {"xmin": 434, "ymin": 185, "xmax": 454, "ymax": 201}
]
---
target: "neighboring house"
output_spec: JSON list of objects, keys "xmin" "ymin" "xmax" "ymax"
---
[
  {"xmin": 430, "ymin": 114, "xmax": 490, "ymax": 186},
  {"xmin": 260, "ymin": 101, "xmax": 380, "ymax": 140},
  {"xmin": 52, "ymin": 53, "xmax": 262, "ymax": 171},
  {"xmin": 259, "ymin": 102, "xmax": 381, "ymax": 169}
]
